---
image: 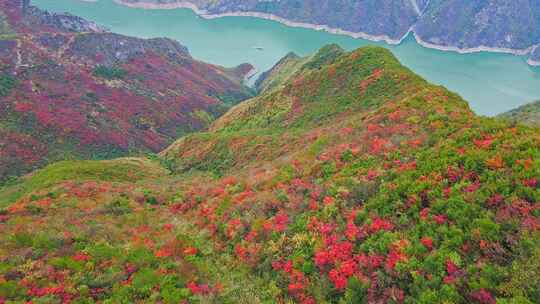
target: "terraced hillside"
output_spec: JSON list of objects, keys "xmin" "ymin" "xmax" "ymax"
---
[
  {"xmin": 0, "ymin": 1, "xmax": 254, "ymax": 183},
  {"xmin": 1, "ymin": 45, "xmax": 539, "ymax": 303}
]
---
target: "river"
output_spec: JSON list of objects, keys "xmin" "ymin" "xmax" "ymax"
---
[{"xmin": 33, "ymin": 0, "xmax": 540, "ymax": 116}]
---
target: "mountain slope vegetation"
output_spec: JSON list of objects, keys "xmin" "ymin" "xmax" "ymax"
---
[
  {"xmin": 499, "ymin": 100, "xmax": 540, "ymax": 127},
  {"xmin": 1, "ymin": 42, "xmax": 540, "ymax": 304},
  {"xmin": 0, "ymin": 1, "xmax": 253, "ymax": 183}
]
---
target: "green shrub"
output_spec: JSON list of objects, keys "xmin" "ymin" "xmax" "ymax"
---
[
  {"xmin": 50, "ymin": 256, "xmax": 84, "ymax": 272},
  {"xmin": 10, "ymin": 232, "xmax": 33, "ymax": 248},
  {"xmin": 0, "ymin": 281, "xmax": 24, "ymax": 299},
  {"xmin": 105, "ymin": 196, "xmax": 132, "ymax": 215},
  {"xmin": 0, "ymin": 73, "xmax": 16, "ymax": 97},
  {"xmin": 93, "ymin": 66, "xmax": 127, "ymax": 80},
  {"xmin": 143, "ymin": 190, "xmax": 159, "ymax": 205},
  {"xmin": 132, "ymin": 268, "xmax": 159, "ymax": 298}
]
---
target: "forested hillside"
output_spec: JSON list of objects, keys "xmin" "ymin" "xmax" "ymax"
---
[
  {"xmin": 1, "ymin": 44, "xmax": 539, "ymax": 303},
  {"xmin": 0, "ymin": 0, "xmax": 253, "ymax": 183}
]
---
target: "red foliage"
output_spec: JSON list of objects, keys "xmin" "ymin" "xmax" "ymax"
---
[
  {"xmin": 162, "ymin": 223, "xmax": 174, "ymax": 231},
  {"xmin": 446, "ymin": 259, "xmax": 459, "ymax": 275},
  {"xmin": 420, "ymin": 237, "xmax": 433, "ymax": 250},
  {"xmin": 370, "ymin": 217, "xmax": 394, "ymax": 233},
  {"xmin": 470, "ymin": 289, "xmax": 496, "ymax": 304},
  {"xmin": 72, "ymin": 252, "xmax": 90, "ymax": 262},
  {"xmin": 345, "ymin": 222, "xmax": 359, "ymax": 241},
  {"xmin": 370, "ymin": 137, "xmax": 391, "ymax": 154},
  {"xmin": 273, "ymin": 211, "xmax": 289, "ymax": 232},
  {"xmin": 183, "ymin": 247, "xmax": 198, "ymax": 256},
  {"xmin": 155, "ymin": 247, "xmax": 173, "ymax": 258},
  {"xmin": 523, "ymin": 178, "xmax": 538, "ymax": 188},
  {"xmin": 328, "ymin": 268, "xmax": 348, "ymax": 290},
  {"xmin": 314, "ymin": 251, "xmax": 331, "ymax": 268},
  {"xmin": 486, "ymin": 194, "xmax": 504, "ymax": 208},
  {"xmin": 433, "ymin": 214, "xmax": 447, "ymax": 225},
  {"xmin": 359, "ymin": 68, "xmax": 384, "ymax": 94},
  {"xmin": 323, "ymin": 196, "xmax": 335, "ymax": 205},
  {"xmin": 187, "ymin": 282, "xmax": 212, "ymax": 295},
  {"xmin": 474, "ymin": 136, "xmax": 494, "ymax": 149}
]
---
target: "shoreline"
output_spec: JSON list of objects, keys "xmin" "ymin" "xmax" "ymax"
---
[
  {"xmin": 411, "ymin": 32, "xmax": 534, "ymax": 57},
  {"xmin": 527, "ymin": 46, "xmax": 540, "ymax": 66},
  {"xmin": 113, "ymin": 0, "xmax": 537, "ymax": 62},
  {"xmin": 528, "ymin": 59, "xmax": 540, "ymax": 67}
]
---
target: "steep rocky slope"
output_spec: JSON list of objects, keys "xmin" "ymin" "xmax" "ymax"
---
[
  {"xmin": 414, "ymin": 0, "xmax": 540, "ymax": 51},
  {"xmin": 1, "ymin": 45, "xmax": 539, "ymax": 303},
  {"xmin": 119, "ymin": 0, "xmax": 540, "ymax": 64},
  {"xmin": 0, "ymin": 1, "xmax": 254, "ymax": 183}
]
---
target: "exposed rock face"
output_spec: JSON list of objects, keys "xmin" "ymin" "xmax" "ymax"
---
[
  {"xmin": 120, "ymin": 0, "xmax": 540, "ymax": 61},
  {"xmin": 67, "ymin": 33, "xmax": 191, "ymax": 66},
  {"xmin": 24, "ymin": 5, "xmax": 107, "ymax": 32},
  {"xmin": 414, "ymin": 0, "xmax": 540, "ymax": 51}
]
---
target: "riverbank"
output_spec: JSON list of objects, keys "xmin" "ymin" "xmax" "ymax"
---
[
  {"xmin": 528, "ymin": 59, "xmax": 540, "ymax": 67},
  {"xmin": 411, "ymin": 32, "xmax": 535, "ymax": 57},
  {"xmin": 527, "ymin": 46, "xmax": 540, "ymax": 66},
  {"xmin": 113, "ymin": 0, "xmax": 540, "ymax": 64}
]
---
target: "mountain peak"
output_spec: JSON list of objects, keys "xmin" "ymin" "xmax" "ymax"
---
[
  {"xmin": 304, "ymin": 43, "xmax": 345, "ymax": 69},
  {"xmin": 217, "ymin": 45, "xmax": 428, "ymax": 132}
]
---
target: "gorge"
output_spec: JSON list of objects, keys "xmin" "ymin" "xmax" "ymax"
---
[{"xmin": 33, "ymin": 0, "xmax": 540, "ymax": 117}]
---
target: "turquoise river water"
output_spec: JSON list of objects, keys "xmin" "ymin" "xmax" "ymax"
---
[{"xmin": 33, "ymin": 0, "xmax": 540, "ymax": 116}]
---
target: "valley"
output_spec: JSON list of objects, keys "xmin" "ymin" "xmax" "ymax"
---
[{"xmin": 1, "ymin": 1, "xmax": 540, "ymax": 303}]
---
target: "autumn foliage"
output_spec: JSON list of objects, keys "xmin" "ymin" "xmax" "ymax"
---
[{"xmin": 0, "ymin": 10, "xmax": 539, "ymax": 304}]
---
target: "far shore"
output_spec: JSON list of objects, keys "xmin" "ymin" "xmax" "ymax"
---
[
  {"xmin": 528, "ymin": 59, "xmax": 540, "ymax": 67},
  {"xmin": 113, "ymin": 0, "xmax": 539, "ymax": 64},
  {"xmin": 527, "ymin": 46, "xmax": 540, "ymax": 66}
]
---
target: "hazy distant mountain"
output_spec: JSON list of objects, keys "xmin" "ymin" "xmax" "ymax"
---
[{"xmin": 118, "ymin": 0, "xmax": 540, "ymax": 64}]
